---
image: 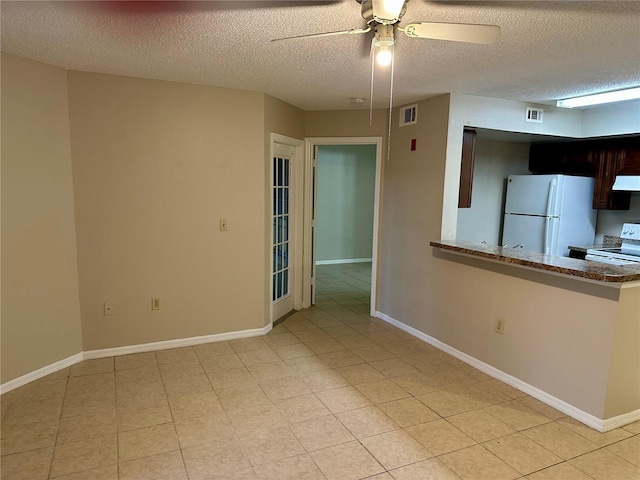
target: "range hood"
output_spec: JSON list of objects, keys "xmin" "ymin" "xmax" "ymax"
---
[{"xmin": 612, "ymin": 175, "xmax": 640, "ymax": 191}]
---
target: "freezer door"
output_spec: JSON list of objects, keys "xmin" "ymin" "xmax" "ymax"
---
[
  {"xmin": 505, "ymin": 174, "xmax": 561, "ymax": 217},
  {"xmin": 502, "ymin": 214, "xmax": 551, "ymax": 254}
]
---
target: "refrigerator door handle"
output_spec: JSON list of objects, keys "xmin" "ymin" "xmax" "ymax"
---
[
  {"xmin": 544, "ymin": 217, "xmax": 551, "ymax": 255},
  {"xmin": 545, "ymin": 178, "xmax": 558, "ymax": 217}
]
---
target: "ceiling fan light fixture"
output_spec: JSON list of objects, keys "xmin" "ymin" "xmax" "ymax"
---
[
  {"xmin": 371, "ymin": 0, "xmax": 405, "ymax": 25},
  {"xmin": 556, "ymin": 86, "xmax": 640, "ymax": 108},
  {"xmin": 376, "ymin": 45, "xmax": 393, "ymax": 66}
]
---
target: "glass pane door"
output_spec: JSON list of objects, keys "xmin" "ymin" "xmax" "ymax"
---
[{"xmin": 273, "ymin": 156, "xmax": 291, "ymax": 302}]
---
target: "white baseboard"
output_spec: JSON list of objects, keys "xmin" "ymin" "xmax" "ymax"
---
[
  {"xmin": 0, "ymin": 352, "xmax": 84, "ymax": 395},
  {"xmin": 375, "ymin": 311, "xmax": 638, "ymax": 432},
  {"xmin": 315, "ymin": 258, "xmax": 372, "ymax": 265},
  {"xmin": 0, "ymin": 324, "xmax": 272, "ymax": 394}
]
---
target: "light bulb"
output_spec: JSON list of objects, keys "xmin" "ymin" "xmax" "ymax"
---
[{"xmin": 377, "ymin": 46, "xmax": 392, "ymax": 66}]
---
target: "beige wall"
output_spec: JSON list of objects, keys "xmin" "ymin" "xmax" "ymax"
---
[
  {"xmin": 67, "ymin": 71, "xmax": 267, "ymax": 350},
  {"xmin": 1, "ymin": 53, "xmax": 83, "ymax": 383},
  {"xmin": 306, "ymin": 109, "xmax": 388, "ymax": 138}
]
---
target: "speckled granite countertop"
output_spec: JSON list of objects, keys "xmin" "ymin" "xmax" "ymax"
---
[{"xmin": 430, "ymin": 240, "xmax": 640, "ymax": 283}]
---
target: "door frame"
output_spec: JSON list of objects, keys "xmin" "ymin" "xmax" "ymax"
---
[
  {"xmin": 303, "ymin": 137, "xmax": 383, "ymax": 316},
  {"xmin": 270, "ymin": 133, "xmax": 305, "ymax": 323}
]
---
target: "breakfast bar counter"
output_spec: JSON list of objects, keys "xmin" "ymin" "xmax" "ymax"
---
[{"xmin": 430, "ymin": 239, "xmax": 640, "ymax": 283}]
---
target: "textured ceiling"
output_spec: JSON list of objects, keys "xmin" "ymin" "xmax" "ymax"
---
[{"xmin": 1, "ymin": 1, "xmax": 639, "ymax": 111}]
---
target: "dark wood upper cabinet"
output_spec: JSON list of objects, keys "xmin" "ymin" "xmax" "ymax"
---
[
  {"xmin": 529, "ymin": 135, "xmax": 639, "ymax": 210},
  {"xmin": 458, "ymin": 128, "xmax": 477, "ymax": 208}
]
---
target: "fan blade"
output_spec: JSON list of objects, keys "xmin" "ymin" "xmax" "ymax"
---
[
  {"xmin": 272, "ymin": 26, "xmax": 371, "ymax": 42},
  {"xmin": 401, "ymin": 22, "xmax": 500, "ymax": 44}
]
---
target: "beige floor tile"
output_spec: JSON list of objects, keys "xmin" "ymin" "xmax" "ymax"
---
[
  {"xmin": 207, "ymin": 367, "xmax": 257, "ymax": 391},
  {"xmin": 182, "ymin": 441, "xmax": 251, "ymax": 480},
  {"xmin": 290, "ymin": 414, "xmax": 355, "ymax": 451},
  {"xmin": 216, "ymin": 384, "xmax": 269, "ymax": 412},
  {"xmin": 521, "ymin": 422, "xmax": 599, "ymax": 460},
  {"xmin": 526, "ymin": 462, "xmax": 593, "ymax": 480},
  {"xmin": 50, "ymin": 464, "xmax": 118, "ymax": 480},
  {"xmin": 115, "ymin": 366, "xmax": 162, "ymax": 385},
  {"xmin": 363, "ymin": 473, "xmax": 394, "ymax": 480},
  {"xmin": 310, "ymin": 440, "xmax": 384, "ymax": 480},
  {"xmin": 119, "ymin": 450, "xmax": 187, "ymax": 480},
  {"xmin": 158, "ymin": 359, "xmax": 204, "ymax": 379},
  {"xmin": 336, "ymin": 364, "xmax": 386, "ymax": 385},
  {"xmin": 336, "ymin": 334, "xmax": 376, "ymax": 349},
  {"xmin": 557, "ymin": 416, "xmax": 634, "ymax": 447},
  {"xmin": 477, "ymin": 378, "xmax": 527, "ymax": 400},
  {"xmin": 174, "ymin": 413, "xmax": 235, "ymax": 449},
  {"xmin": 483, "ymin": 400, "xmax": 554, "ymax": 431},
  {"xmin": 238, "ymin": 348, "xmax": 282, "ymax": 367},
  {"xmin": 260, "ymin": 375, "xmax": 312, "ymax": 401},
  {"xmin": 62, "ymin": 393, "xmax": 116, "ymax": 418},
  {"xmin": 336, "ymin": 405, "xmax": 398, "ymax": 439},
  {"xmin": 193, "ymin": 341, "xmax": 234, "ymax": 358},
  {"xmin": 285, "ymin": 355, "xmax": 332, "ymax": 374},
  {"xmin": 356, "ymin": 378, "xmax": 411, "ymax": 404},
  {"xmin": 440, "ymin": 445, "xmax": 520, "ymax": 480},
  {"xmin": 117, "ymin": 423, "xmax": 179, "ymax": 462},
  {"xmin": 199, "ymin": 353, "xmax": 244, "ymax": 373},
  {"xmin": 517, "ymin": 396, "xmax": 566, "ymax": 420},
  {"xmin": 389, "ymin": 458, "xmax": 460, "ymax": 480},
  {"xmin": 162, "ymin": 373, "xmax": 212, "ymax": 398},
  {"xmin": 369, "ymin": 358, "xmax": 419, "ymax": 378},
  {"xmin": 322, "ymin": 325, "xmax": 359, "ymax": 338},
  {"xmin": 115, "ymin": 381, "xmax": 166, "ymax": 411},
  {"xmin": 0, "ymin": 446, "xmax": 53, "ymax": 480},
  {"xmin": 57, "ymin": 412, "xmax": 117, "ymax": 444},
  {"xmin": 168, "ymin": 391, "xmax": 224, "ymax": 421},
  {"xmin": 2, "ymin": 397, "xmax": 63, "ymax": 426},
  {"xmin": 605, "ymin": 435, "xmax": 640, "ymax": 467},
  {"xmin": 318, "ymin": 350, "xmax": 365, "ymax": 368},
  {"xmin": 484, "ymin": 432, "xmax": 563, "ymax": 475},
  {"xmin": 274, "ymin": 392, "xmax": 332, "ymax": 423},
  {"xmin": 10, "ymin": 377, "xmax": 67, "ymax": 403},
  {"xmin": 281, "ymin": 317, "xmax": 316, "ymax": 331},
  {"xmin": 301, "ymin": 369, "xmax": 349, "ymax": 392},
  {"xmin": 361, "ymin": 429, "xmax": 431, "ymax": 469},
  {"xmin": 569, "ymin": 449, "xmax": 640, "ymax": 479},
  {"xmin": 155, "ymin": 347, "xmax": 197, "ymax": 364},
  {"xmin": 390, "ymin": 372, "xmax": 441, "ymax": 396},
  {"xmin": 447, "ymin": 409, "xmax": 515, "ymax": 443},
  {"xmin": 253, "ymin": 453, "xmax": 325, "ymax": 480},
  {"xmin": 405, "ymin": 419, "xmax": 475, "ymax": 456},
  {"xmin": 117, "ymin": 403, "xmax": 173, "ymax": 432},
  {"xmin": 263, "ymin": 332, "xmax": 301, "ymax": 348},
  {"xmin": 274, "ymin": 343, "xmax": 315, "ymax": 360},
  {"xmin": 365, "ymin": 331, "xmax": 405, "ymax": 345},
  {"xmin": 351, "ymin": 345, "xmax": 397, "ymax": 363},
  {"xmin": 50, "ymin": 434, "xmax": 117, "ymax": 478},
  {"xmin": 623, "ymin": 421, "xmax": 640, "ymax": 434},
  {"xmin": 65, "ymin": 373, "xmax": 115, "ymax": 399},
  {"xmin": 416, "ymin": 388, "xmax": 487, "ymax": 417},
  {"xmin": 238, "ymin": 425, "xmax": 306, "ymax": 466},
  {"xmin": 0, "ymin": 418, "xmax": 58, "ymax": 455},
  {"xmin": 383, "ymin": 340, "xmax": 428, "ymax": 357},
  {"xmin": 306, "ymin": 338, "xmax": 347, "ymax": 355},
  {"xmin": 247, "ymin": 360, "xmax": 296, "ymax": 381},
  {"xmin": 310, "ymin": 317, "xmax": 345, "ymax": 328},
  {"xmin": 115, "ymin": 352, "xmax": 157, "ymax": 371},
  {"xmin": 294, "ymin": 328, "xmax": 332, "ymax": 343},
  {"xmin": 227, "ymin": 403, "xmax": 287, "ymax": 435},
  {"xmin": 316, "ymin": 386, "xmax": 373, "ymax": 414},
  {"xmin": 69, "ymin": 358, "xmax": 114, "ymax": 377},
  {"xmin": 229, "ymin": 336, "xmax": 273, "ymax": 353},
  {"xmin": 378, "ymin": 397, "xmax": 439, "ymax": 427}
]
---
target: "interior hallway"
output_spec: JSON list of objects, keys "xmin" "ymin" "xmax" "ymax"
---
[{"xmin": 1, "ymin": 262, "xmax": 639, "ymax": 479}]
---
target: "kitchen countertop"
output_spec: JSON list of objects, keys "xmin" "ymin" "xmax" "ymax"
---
[{"xmin": 430, "ymin": 240, "xmax": 640, "ymax": 283}]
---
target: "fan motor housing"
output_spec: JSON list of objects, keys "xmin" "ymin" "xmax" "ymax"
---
[{"xmin": 359, "ymin": 0, "xmax": 408, "ymax": 25}]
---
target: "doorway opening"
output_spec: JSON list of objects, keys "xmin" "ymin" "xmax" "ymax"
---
[{"xmin": 304, "ymin": 137, "xmax": 383, "ymax": 317}]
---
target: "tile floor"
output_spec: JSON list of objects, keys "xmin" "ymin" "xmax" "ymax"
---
[{"xmin": 1, "ymin": 262, "xmax": 639, "ymax": 479}]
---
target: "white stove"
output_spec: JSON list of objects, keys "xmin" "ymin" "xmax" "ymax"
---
[{"xmin": 586, "ymin": 223, "xmax": 640, "ymax": 266}]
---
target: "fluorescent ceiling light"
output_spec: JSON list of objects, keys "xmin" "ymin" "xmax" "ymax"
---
[{"xmin": 556, "ymin": 86, "xmax": 640, "ymax": 108}]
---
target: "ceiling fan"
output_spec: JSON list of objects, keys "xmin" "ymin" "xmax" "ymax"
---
[{"xmin": 272, "ymin": 0, "xmax": 500, "ymax": 66}]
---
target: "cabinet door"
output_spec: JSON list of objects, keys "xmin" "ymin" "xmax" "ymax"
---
[
  {"xmin": 529, "ymin": 143, "xmax": 565, "ymax": 173},
  {"xmin": 592, "ymin": 149, "xmax": 631, "ymax": 210},
  {"xmin": 458, "ymin": 128, "xmax": 476, "ymax": 208},
  {"xmin": 616, "ymin": 147, "xmax": 640, "ymax": 175}
]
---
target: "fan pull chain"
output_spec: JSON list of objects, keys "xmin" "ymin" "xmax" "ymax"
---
[
  {"xmin": 369, "ymin": 38, "xmax": 375, "ymax": 127},
  {"xmin": 386, "ymin": 42, "xmax": 395, "ymax": 167}
]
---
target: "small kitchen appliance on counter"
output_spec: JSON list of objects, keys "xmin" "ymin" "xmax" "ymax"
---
[{"xmin": 586, "ymin": 223, "xmax": 640, "ymax": 266}]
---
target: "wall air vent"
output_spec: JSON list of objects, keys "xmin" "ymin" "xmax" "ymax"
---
[
  {"xmin": 526, "ymin": 107, "xmax": 544, "ymax": 123},
  {"xmin": 399, "ymin": 104, "xmax": 417, "ymax": 127}
]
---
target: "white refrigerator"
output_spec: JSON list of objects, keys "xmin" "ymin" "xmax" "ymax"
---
[{"xmin": 502, "ymin": 174, "xmax": 597, "ymax": 257}]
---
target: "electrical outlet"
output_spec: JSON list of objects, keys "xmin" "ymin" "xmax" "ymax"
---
[
  {"xmin": 151, "ymin": 298, "xmax": 160, "ymax": 310},
  {"xmin": 104, "ymin": 302, "xmax": 115, "ymax": 316},
  {"xmin": 219, "ymin": 219, "xmax": 228, "ymax": 231},
  {"xmin": 495, "ymin": 317, "xmax": 506, "ymax": 334}
]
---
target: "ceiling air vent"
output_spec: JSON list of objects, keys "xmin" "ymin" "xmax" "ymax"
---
[
  {"xmin": 525, "ymin": 107, "xmax": 544, "ymax": 123},
  {"xmin": 399, "ymin": 104, "xmax": 417, "ymax": 127}
]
